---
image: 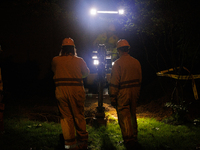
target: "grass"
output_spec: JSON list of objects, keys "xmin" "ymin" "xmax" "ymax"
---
[
  {"xmin": 2, "ymin": 118, "xmax": 62, "ymax": 150},
  {"xmin": 137, "ymin": 118, "xmax": 200, "ymax": 150},
  {"xmin": 1, "ymin": 113, "xmax": 200, "ymax": 150}
]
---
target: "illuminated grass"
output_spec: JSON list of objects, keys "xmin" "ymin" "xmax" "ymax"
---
[
  {"xmin": 87, "ymin": 119, "xmax": 125, "ymax": 150},
  {"xmin": 137, "ymin": 118, "xmax": 200, "ymax": 150},
  {"xmin": 88, "ymin": 115, "xmax": 200, "ymax": 150},
  {"xmin": 1, "ymin": 115, "xmax": 200, "ymax": 150}
]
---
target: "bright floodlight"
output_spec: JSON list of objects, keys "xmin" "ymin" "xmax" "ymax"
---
[
  {"xmin": 90, "ymin": 8, "xmax": 97, "ymax": 15},
  {"xmin": 92, "ymin": 55, "xmax": 98, "ymax": 59},
  {"xmin": 97, "ymin": 11, "xmax": 118, "ymax": 14},
  {"xmin": 94, "ymin": 60, "xmax": 99, "ymax": 65},
  {"xmin": 90, "ymin": 8, "xmax": 124, "ymax": 15},
  {"xmin": 118, "ymin": 9, "xmax": 124, "ymax": 15}
]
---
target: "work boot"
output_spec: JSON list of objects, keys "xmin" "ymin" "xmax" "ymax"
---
[
  {"xmin": 64, "ymin": 144, "xmax": 78, "ymax": 150},
  {"xmin": 78, "ymin": 142, "xmax": 88, "ymax": 150}
]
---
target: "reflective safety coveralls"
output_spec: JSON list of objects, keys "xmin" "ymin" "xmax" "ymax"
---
[
  {"xmin": 109, "ymin": 53, "xmax": 142, "ymax": 144},
  {"xmin": 52, "ymin": 55, "xmax": 90, "ymax": 148},
  {"xmin": 0, "ymin": 68, "xmax": 4, "ymax": 132}
]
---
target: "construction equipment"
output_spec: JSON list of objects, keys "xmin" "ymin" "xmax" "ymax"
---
[{"xmin": 92, "ymin": 44, "xmax": 108, "ymax": 126}]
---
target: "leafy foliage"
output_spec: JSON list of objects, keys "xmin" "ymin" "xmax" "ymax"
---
[
  {"xmin": 117, "ymin": 0, "xmax": 200, "ymax": 109},
  {"xmin": 165, "ymin": 101, "xmax": 189, "ymax": 124},
  {"xmin": 118, "ymin": 0, "xmax": 200, "ymax": 72}
]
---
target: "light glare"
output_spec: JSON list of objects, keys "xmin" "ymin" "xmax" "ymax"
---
[
  {"xmin": 92, "ymin": 56, "xmax": 98, "ymax": 59},
  {"xmin": 119, "ymin": 9, "xmax": 124, "ymax": 15},
  {"xmin": 97, "ymin": 11, "xmax": 118, "ymax": 14},
  {"xmin": 94, "ymin": 60, "xmax": 99, "ymax": 65},
  {"xmin": 106, "ymin": 55, "xmax": 111, "ymax": 59},
  {"xmin": 90, "ymin": 8, "xmax": 97, "ymax": 15}
]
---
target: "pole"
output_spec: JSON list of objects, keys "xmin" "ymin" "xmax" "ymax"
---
[{"xmin": 93, "ymin": 44, "xmax": 107, "ymax": 126}]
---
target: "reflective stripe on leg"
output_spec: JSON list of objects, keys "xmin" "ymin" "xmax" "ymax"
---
[{"xmin": 76, "ymin": 135, "xmax": 88, "ymax": 142}]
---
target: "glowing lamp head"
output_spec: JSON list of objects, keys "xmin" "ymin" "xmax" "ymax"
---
[
  {"xmin": 94, "ymin": 60, "xmax": 99, "ymax": 65},
  {"xmin": 118, "ymin": 9, "xmax": 124, "ymax": 15},
  {"xmin": 90, "ymin": 8, "xmax": 97, "ymax": 15},
  {"xmin": 92, "ymin": 55, "xmax": 98, "ymax": 59}
]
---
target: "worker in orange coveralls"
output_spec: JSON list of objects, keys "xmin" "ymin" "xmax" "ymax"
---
[
  {"xmin": 109, "ymin": 39, "xmax": 142, "ymax": 150},
  {"xmin": 0, "ymin": 47, "xmax": 4, "ymax": 135},
  {"xmin": 52, "ymin": 38, "xmax": 90, "ymax": 150}
]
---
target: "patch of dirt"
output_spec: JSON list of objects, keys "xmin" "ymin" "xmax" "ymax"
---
[
  {"xmin": 12, "ymin": 85, "xmax": 200, "ymax": 123},
  {"xmin": 20, "ymin": 94, "xmax": 174, "ymax": 123},
  {"xmin": 136, "ymin": 98, "xmax": 173, "ymax": 121},
  {"xmin": 84, "ymin": 94, "xmax": 173, "ymax": 122}
]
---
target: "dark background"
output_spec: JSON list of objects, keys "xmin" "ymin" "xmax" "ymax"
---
[{"xmin": 0, "ymin": 0, "xmax": 199, "ymax": 100}]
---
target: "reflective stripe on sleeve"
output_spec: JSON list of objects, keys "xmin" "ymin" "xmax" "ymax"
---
[
  {"xmin": 119, "ymin": 79, "xmax": 140, "ymax": 85},
  {"xmin": 54, "ymin": 78, "xmax": 83, "ymax": 87},
  {"xmin": 110, "ymin": 79, "xmax": 141, "ymax": 89},
  {"xmin": 109, "ymin": 83, "xmax": 119, "ymax": 88},
  {"xmin": 119, "ymin": 83, "xmax": 141, "ymax": 89},
  {"xmin": 54, "ymin": 78, "xmax": 83, "ymax": 82},
  {"xmin": 55, "ymin": 83, "xmax": 83, "ymax": 87}
]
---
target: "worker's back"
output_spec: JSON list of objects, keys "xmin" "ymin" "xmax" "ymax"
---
[
  {"xmin": 52, "ymin": 55, "xmax": 90, "ymax": 95},
  {"xmin": 115, "ymin": 54, "xmax": 142, "ymax": 84},
  {"xmin": 110, "ymin": 53, "xmax": 142, "ymax": 102},
  {"xmin": 109, "ymin": 39, "xmax": 142, "ymax": 149}
]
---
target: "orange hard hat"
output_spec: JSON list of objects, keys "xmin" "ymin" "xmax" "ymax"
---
[
  {"xmin": 62, "ymin": 38, "xmax": 75, "ymax": 46},
  {"xmin": 117, "ymin": 39, "xmax": 130, "ymax": 49}
]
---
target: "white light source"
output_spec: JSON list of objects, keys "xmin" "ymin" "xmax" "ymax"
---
[
  {"xmin": 92, "ymin": 56, "xmax": 98, "ymax": 59},
  {"xmin": 90, "ymin": 8, "xmax": 124, "ymax": 15},
  {"xmin": 106, "ymin": 55, "xmax": 111, "ymax": 59},
  {"xmin": 118, "ymin": 9, "xmax": 124, "ymax": 15},
  {"xmin": 112, "ymin": 62, "xmax": 115, "ymax": 66},
  {"xmin": 90, "ymin": 8, "xmax": 97, "ymax": 15},
  {"xmin": 94, "ymin": 60, "xmax": 99, "ymax": 65},
  {"xmin": 97, "ymin": 11, "xmax": 118, "ymax": 14}
]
